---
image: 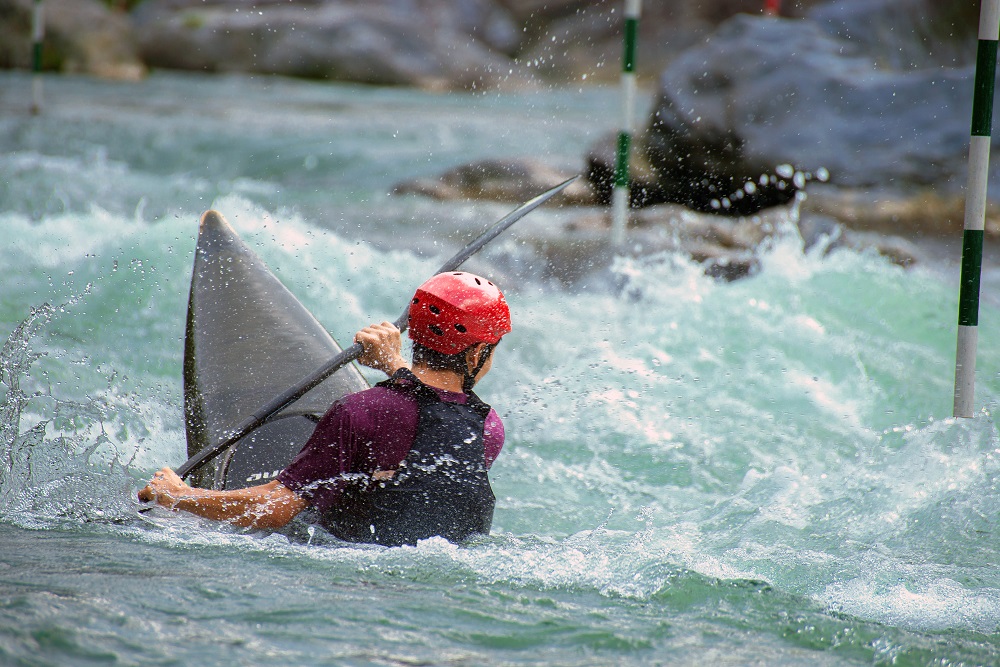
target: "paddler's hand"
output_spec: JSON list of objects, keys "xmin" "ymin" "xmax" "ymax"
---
[
  {"xmin": 138, "ymin": 467, "xmax": 188, "ymax": 508},
  {"xmin": 355, "ymin": 321, "xmax": 408, "ymax": 376}
]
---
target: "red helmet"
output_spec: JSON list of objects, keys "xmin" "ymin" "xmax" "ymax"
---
[{"xmin": 408, "ymin": 272, "xmax": 512, "ymax": 354}]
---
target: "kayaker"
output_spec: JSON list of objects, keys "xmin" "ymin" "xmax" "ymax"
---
[{"xmin": 138, "ymin": 271, "xmax": 510, "ymax": 546}]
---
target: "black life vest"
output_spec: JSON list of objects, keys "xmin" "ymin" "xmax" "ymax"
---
[{"xmin": 322, "ymin": 369, "xmax": 496, "ymax": 546}]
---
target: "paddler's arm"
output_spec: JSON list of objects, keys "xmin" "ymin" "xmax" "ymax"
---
[
  {"xmin": 355, "ymin": 321, "xmax": 408, "ymax": 376},
  {"xmin": 138, "ymin": 467, "xmax": 307, "ymax": 529}
]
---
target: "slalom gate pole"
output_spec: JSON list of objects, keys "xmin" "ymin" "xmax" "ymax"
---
[
  {"xmin": 30, "ymin": 0, "xmax": 43, "ymax": 114},
  {"xmin": 611, "ymin": 0, "xmax": 640, "ymax": 247},
  {"xmin": 954, "ymin": 0, "xmax": 1000, "ymax": 418}
]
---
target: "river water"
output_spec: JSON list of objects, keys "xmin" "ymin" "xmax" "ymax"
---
[{"xmin": 2, "ymin": 70, "xmax": 1000, "ymax": 666}]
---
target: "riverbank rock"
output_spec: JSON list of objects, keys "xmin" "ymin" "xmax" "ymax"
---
[
  {"xmin": 131, "ymin": 0, "xmax": 524, "ymax": 89},
  {"xmin": 584, "ymin": 133, "xmax": 667, "ymax": 208},
  {"xmin": 512, "ymin": 0, "xmax": 827, "ymax": 85},
  {"xmin": 487, "ymin": 199, "xmax": 923, "ymax": 287},
  {"xmin": 119, "ymin": 0, "xmax": 831, "ymax": 90},
  {"xmin": 585, "ymin": 130, "xmax": 830, "ymax": 215},
  {"xmin": 393, "ymin": 157, "xmax": 923, "ymax": 283},
  {"xmin": 642, "ymin": 13, "xmax": 994, "ymax": 217},
  {"xmin": 808, "ymin": 0, "xmax": 977, "ymax": 70},
  {"xmin": 800, "ymin": 185, "xmax": 1000, "ymax": 239},
  {"xmin": 0, "ymin": 0, "xmax": 145, "ymax": 80},
  {"xmin": 393, "ymin": 158, "xmax": 595, "ymax": 206}
]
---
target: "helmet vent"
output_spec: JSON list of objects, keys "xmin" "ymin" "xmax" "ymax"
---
[{"xmin": 408, "ymin": 271, "xmax": 511, "ymax": 352}]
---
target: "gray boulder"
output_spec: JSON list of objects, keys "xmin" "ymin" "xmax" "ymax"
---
[
  {"xmin": 0, "ymin": 0, "xmax": 144, "ymax": 79},
  {"xmin": 513, "ymin": 0, "xmax": 828, "ymax": 85},
  {"xmin": 496, "ymin": 198, "xmax": 921, "ymax": 287},
  {"xmin": 131, "ymin": 0, "xmax": 521, "ymax": 89},
  {"xmin": 87, "ymin": 0, "xmax": 836, "ymax": 89},
  {"xmin": 393, "ymin": 158, "xmax": 595, "ymax": 206},
  {"xmin": 800, "ymin": 184, "xmax": 1000, "ymax": 238},
  {"xmin": 808, "ymin": 0, "xmax": 977, "ymax": 70},
  {"xmin": 644, "ymin": 14, "xmax": 992, "ymax": 215}
]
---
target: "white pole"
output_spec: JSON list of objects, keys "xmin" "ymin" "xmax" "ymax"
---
[
  {"xmin": 953, "ymin": 0, "xmax": 1000, "ymax": 417},
  {"xmin": 611, "ymin": 0, "xmax": 641, "ymax": 247}
]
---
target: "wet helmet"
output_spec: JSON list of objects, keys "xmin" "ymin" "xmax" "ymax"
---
[{"xmin": 408, "ymin": 272, "xmax": 511, "ymax": 354}]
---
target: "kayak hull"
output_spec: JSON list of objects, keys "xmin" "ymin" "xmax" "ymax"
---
[{"xmin": 183, "ymin": 211, "xmax": 369, "ymax": 490}]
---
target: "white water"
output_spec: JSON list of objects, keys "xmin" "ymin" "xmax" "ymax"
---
[{"xmin": 2, "ymin": 71, "xmax": 1000, "ymax": 665}]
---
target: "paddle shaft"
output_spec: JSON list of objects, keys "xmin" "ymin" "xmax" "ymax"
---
[{"xmin": 176, "ymin": 176, "xmax": 579, "ymax": 479}]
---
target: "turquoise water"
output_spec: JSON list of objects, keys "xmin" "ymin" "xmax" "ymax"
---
[{"xmin": 2, "ymin": 71, "xmax": 1000, "ymax": 665}]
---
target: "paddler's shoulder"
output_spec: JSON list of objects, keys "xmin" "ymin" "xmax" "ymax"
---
[
  {"xmin": 376, "ymin": 369, "xmax": 471, "ymax": 405},
  {"xmin": 341, "ymin": 383, "xmax": 410, "ymax": 409}
]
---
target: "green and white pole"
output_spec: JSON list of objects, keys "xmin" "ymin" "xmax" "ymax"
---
[
  {"xmin": 30, "ymin": 0, "xmax": 44, "ymax": 115},
  {"xmin": 954, "ymin": 0, "xmax": 1000, "ymax": 418},
  {"xmin": 611, "ymin": 0, "xmax": 640, "ymax": 247}
]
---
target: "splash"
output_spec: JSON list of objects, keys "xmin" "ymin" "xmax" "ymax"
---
[{"xmin": 0, "ymin": 303, "xmax": 141, "ymax": 528}]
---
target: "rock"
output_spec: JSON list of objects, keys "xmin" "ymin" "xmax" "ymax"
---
[
  {"xmin": 840, "ymin": 230, "xmax": 922, "ymax": 268},
  {"xmin": 0, "ymin": 0, "xmax": 145, "ymax": 80},
  {"xmin": 800, "ymin": 184, "xmax": 1000, "ymax": 238},
  {"xmin": 514, "ymin": 2, "xmax": 701, "ymax": 85},
  {"xmin": 797, "ymin": 212, "xmax": 923, "ymax": 266},
  {"xmin": 513, "ymin": 0, "xmax": 826, "ymax": 85},
  {"xmin": 393, "ymin": 158, "xmax": 596, "ymax": 206},
  {"xmin": 0, "ymin": 0, "xmax": 843, "ymax": 90},
  {"xmin": 585, "ymin": 132, "xmax": 667, "ymax": 207},
  {"xmin": 395, "ymin": 155, "xmax": 923, "ymax": 283},
  {"xmin": 643, "ymin": 14, "xmax": 997, "ymax": 216},
  {"xmin": 808, "ymin": 0, "xmax": 977, "ymax": 70},
  {"xmin": 445, "ymin": 0, "xmax": 523, "ymax": 56},
  {"xmin": 0, "ymin": 0, "xmax": 852, "ymax": 90},
  {"xmin": 496, "ymin": 0, "xmax": 585, "ymax": 23},
  {"xmin": 796, "ymin": 213, "xmax": 845, "ymax": 253},
  {"xmin": 605, "ymin": 199, "xmax": 920, "ymax": 277},
  {"xmin": 131, "ymin": 0, "xmax": 522, "ymax": 90},
  {"xmin": 531, "ymin": 201, "xmax": 781, "ymax": 283}
]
